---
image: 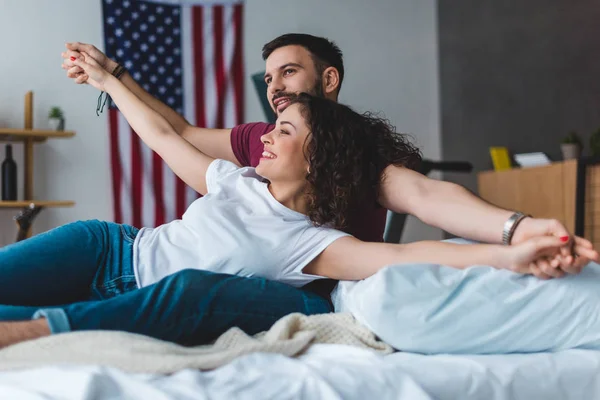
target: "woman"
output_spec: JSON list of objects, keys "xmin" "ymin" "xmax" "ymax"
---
[{"xmin": 0, "ymin": 53, "xmax": 585, "ymax": 317}]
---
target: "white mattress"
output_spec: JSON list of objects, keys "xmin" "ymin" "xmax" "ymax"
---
[{"xmin": 0, "ymin": 344, "xmax": 598, "ymax": 399}]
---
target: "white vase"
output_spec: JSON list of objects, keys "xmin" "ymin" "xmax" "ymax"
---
[
  {"xmin": 560, "ymin": 143, "xmax": 581, "ymax": 160},
  {"xmin": 48, "ymin": 118, "xmax": 62, "ymax": 131}
]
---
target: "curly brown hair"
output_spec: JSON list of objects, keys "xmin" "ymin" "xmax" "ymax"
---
[{"xmin": 288, "ymin": 93, "xmax": 422, "ymax": 229}]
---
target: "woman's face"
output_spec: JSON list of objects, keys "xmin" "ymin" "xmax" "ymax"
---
[{"xmin": 255, "ymin": 103, "xmax": 311, "ymax": 184}]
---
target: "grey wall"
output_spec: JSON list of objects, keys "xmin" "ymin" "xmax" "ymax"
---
[
  {"xmin": 0, "ymin": 0, "xmax": 442, "ymax": 245},
  {"xmin": 438, "ymin": 0, "xmax": 600, "ymax": 192}
]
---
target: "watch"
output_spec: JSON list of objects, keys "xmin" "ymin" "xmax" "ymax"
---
[{"xmin": 502, "ymin": 212, "xmax": 531, "ymax": 245}]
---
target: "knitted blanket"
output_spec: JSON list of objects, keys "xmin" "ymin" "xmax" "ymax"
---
[{"xmin": 0, "ymin": 313, "xmax": 393, "ymax": 374}]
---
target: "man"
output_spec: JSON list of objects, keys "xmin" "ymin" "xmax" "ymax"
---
[{"xmin": 0, "ymin": 34, "xmax": 594, "ymax": 349}]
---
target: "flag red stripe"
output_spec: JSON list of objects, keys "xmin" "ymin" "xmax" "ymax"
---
[
  {"xmin": 109, "ymin": 109, "xmax": 122, "ymax": 223},
  {"xmin": 213, "ymin": 5, "xmax": 226, "ymax": 128},
  {"xmin": 130, "ymin": 129, "xmax": 143, "ymax": 228},
  {"xmin": 152, "ymin": 152, "xmax": 165, "ymax": 226},
  {"xmin": 232, "ymin": 4, "xmax": 244, "ymax": 125},
  {"xmin": 106, "ymin": 3, "xmax": 245, "ymax": 227}
]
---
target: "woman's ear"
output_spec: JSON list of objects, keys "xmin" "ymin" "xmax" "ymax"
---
[{"xmin": 322, "ymin": 66, "xmax": 340, "ymax": 96}]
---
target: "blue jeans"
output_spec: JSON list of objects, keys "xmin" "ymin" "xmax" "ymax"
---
[{"xmin": 0, "ymin": 220, "xmax": 332, "ymax": 345}]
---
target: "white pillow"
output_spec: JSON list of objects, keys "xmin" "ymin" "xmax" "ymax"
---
[{"xmin": 332, "ymin": 239, "xmax": 600, "ymax": 354}]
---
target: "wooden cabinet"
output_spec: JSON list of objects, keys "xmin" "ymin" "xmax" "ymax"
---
[
  {"xmin": 0, "ymin": 92, "xmax": 75, "ymax": 240},
  {"xmin": 478, "ymin": 159, "xmax": 600, "ymax": 249}
]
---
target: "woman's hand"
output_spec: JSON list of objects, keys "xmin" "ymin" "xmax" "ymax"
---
[
  {"xmin": 61, "ymin": 42, "xmax": 116, "ymax": 87},
  {"xmin": 510, "ymin": 217, "xmax": 598, "ymax": 277},
  {"xmin": 71, "ymin": 52, "xmax": 112, "ymax": 92},
  {"xmin": 503, "ymin": 235, "xmax": 595, "ymax": 279}
]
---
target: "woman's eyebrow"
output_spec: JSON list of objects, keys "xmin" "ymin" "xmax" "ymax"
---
[{"xmin": 280, "ymin": 121, "xmax": 296, "ymax": 130}]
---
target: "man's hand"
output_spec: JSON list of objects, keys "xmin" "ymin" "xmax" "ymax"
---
[
  {"xmin": 511, "ymin": 217, "xmax": 599, "ymax": 278},
  {"xmin": 503, "ymin": 236, "xmax": 569, "ymax": 277},
  {"xmin": 61, "ymin": 42, "xmax": 117, "ymax": 86}
]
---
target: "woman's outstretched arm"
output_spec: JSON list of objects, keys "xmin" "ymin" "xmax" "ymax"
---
[
  {"xmin": 72, "ymin": 52, "xmax": 213, "ymax": 195},
  {"xmin": 304, "ymin": 235, "xmax": 570, "ymax": 281}
]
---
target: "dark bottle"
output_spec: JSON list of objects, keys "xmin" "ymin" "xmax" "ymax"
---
[{"xmin": 2, "ymin": 144, "xmax": 17, "ymax": 201}]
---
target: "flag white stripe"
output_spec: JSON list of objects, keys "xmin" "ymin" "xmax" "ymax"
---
[
  {"xmin": 223, "ymin": 4, "xmax": 236, "ymax": 128},
  {"xmin": 181, "ymin": 5, "xmax": 196, "ymax": 126},
  {"xmin": 203, "ymin": 6, "xmax": 217, "ymax": 129},
  {"xmin": 140, "ymin": 139, "xmax": 155, "ymax": 226},
  {"xmin": 111, "ymin": 2, "xmax": 244, "ymax": 225},
  {"xmin": 162, "ymin": 166, "xmax": 177, "ymax": 222}
]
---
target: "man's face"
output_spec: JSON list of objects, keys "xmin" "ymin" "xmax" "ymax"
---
[{"xmin": 264, "ymin": 45, "xmax": 323, "ymax": 116}]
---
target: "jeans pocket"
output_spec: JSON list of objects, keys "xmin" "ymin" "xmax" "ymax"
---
[
  {"xmin": 120, "ymin": 224, "xmax": 139, "ymax": 244},
  {"xmin": 94, "ymin": 275, "xmax": 138, "ymax": 299}
]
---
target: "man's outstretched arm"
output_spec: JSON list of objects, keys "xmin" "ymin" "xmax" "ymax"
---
[
  {"xmin": 116, "ymin": 70, "xmax": 239, "ymax": 164},
  {"xmin": 63, "ymin": 42, "xmax": 239, "ymax": 165},
  {"xmin": 377, "ymin": 164, "xmax": 598, "ymax": 275},
  {"xmin": 378, "ymin": 164, "xmax": 511, "ymax": 244}
]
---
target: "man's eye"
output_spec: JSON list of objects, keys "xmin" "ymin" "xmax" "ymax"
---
[
  {"xmin": 265, "ymin": 78, "xmax": 272, "ymax": 85},
  {"xmin": 283, "ymin": 69, "xmax": 295, "ymax": 76}
]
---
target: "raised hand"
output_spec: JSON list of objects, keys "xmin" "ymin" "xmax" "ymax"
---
[
  {"xmin": 71, "ymin": 52, "xmax": 111, "ymax": 92},
  {"xmin": 61, "ymin": 42, "xmax": 117, "ymax": 86}
]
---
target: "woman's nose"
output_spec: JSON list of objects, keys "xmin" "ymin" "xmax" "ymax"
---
[{"xmin": 261, "ymin": 132, "xmax": 273, "ymax": 144}]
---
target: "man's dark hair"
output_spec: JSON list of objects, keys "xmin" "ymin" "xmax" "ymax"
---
[
  {"xmin": 289, "ymin": 93, "xmax": 422, "ymax": 230},
  {"xmin": 262, "ymin": 33, "xmax": 345, "ymax": 93}
]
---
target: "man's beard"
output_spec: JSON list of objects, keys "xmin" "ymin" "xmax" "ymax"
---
[
  {"xmin": 271, "ymin": 77, "xmax": 324, "ymax": 117},
  {"xmin": 311, "ymin": 75, "xmax": 325, "ymax": 98}
]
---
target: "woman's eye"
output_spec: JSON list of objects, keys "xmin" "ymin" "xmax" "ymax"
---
[{"xmin": 279, "ymin": 129, "xmax": 289, "ymax": 135}]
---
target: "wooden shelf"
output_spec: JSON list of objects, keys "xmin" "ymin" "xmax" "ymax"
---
[
  {"xmin": 1, "ymin": 92, "xmax": 77, "ymax": 242},
  {"xmin": 0, "ymin": 129, "xmax": 75, "ymax": 142},
  {"xmin": 0, "ymin": 200, "xmax": 75, "ymax": 208}
]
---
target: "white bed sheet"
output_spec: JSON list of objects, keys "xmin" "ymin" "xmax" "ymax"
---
[{"xmin": 0, "ymin": 344, "xmax": 598, "ymax": 400}]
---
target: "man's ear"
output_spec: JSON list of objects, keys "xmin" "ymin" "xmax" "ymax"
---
[{"xmin": 322, "ymin": 66, "xmax": 340, "ymax": 96}]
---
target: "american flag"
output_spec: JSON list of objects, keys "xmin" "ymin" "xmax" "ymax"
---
[{"xmin": 102, "ymin": 0, "xmax": 244, "ymax": 227}]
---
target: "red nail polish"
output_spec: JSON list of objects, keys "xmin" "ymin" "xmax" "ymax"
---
[
  {"xmin": 560, "ymin": 236, "xmax": 569, "ymax": 242},
  {"xmin": 70, "ymin": 56, "xmax": 76, "ymax": 61}
]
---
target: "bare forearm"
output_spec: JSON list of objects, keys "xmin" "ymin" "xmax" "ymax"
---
[
  {"xmin": 117, "ymin": 70, "xmax": 190, "ymax": 135},
  {"xmin": 104, "ymin": 76, "xmax": 174, "ymax": 147},
  {"xmin": 314, "ymin": 237, "xmax": 506, "ymax": 281},
  {"xmin": 359, "ymin": 241, "xmax": 504, "ymax": 279},
  {"xmin": 416, "ymin": 181, "xmax": 513, "ymax": 244},
  {"xmin": 395, "ymin": 240, "xmax": 503, "ymax": 269},
  {"xmin": 113, "ymin": 69, "xmax": 235, "ymax": 162},
  {"xmin": 103, "ymin": 75, "xmax": 213, "ymax": 193}
]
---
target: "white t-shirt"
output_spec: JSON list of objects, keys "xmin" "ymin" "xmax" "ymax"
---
[{"xmin": 133, "ymin": 159, "xmax": 350, "ymax": 288}]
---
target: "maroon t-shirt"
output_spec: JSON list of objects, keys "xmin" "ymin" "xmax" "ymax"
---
[{"xmin": 231, "ymin": 122, "xmax": 387, "ymax": 242}]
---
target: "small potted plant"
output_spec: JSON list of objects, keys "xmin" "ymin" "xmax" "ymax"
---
[
  {"xmin": 48, "ymin": 106, "xmax": 65, "ymax": 131},
  {"xmin": 590, "ymin": 127, "xmax": 600, "ymax": 157},
  {"xmin": 561, "ymin": 131, "xmax": 582, "ymax": 160}
]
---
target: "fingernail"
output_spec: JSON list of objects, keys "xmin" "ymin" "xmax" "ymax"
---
[
  {"xmin": 560, "ymin": 236, "xmax": 569, "ymax": 242},
  {"xmin": 70, "ymin": 56, "xmax": 76, "ymax": 61}
]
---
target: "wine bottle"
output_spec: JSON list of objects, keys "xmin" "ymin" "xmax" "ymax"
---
[{"xmin": 2, "ymin": 144, "xmax": 17, "ymax": 201}]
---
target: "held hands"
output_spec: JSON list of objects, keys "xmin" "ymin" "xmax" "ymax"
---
[
  {"xmin": 508, "ymin": 217, "xmax": 599, "ymax": 279},
  {"xmin": 70, "ymin": 52, "xmax": 112, "ymax": 92},
  {"xmin": 61, "ymin": 42, "xmax": 116, "ymax": 87}
]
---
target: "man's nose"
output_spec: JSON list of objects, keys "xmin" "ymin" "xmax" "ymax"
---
[{"xmin": 270, "ymin": 75, "xmax": 285, "ymax": 93}]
